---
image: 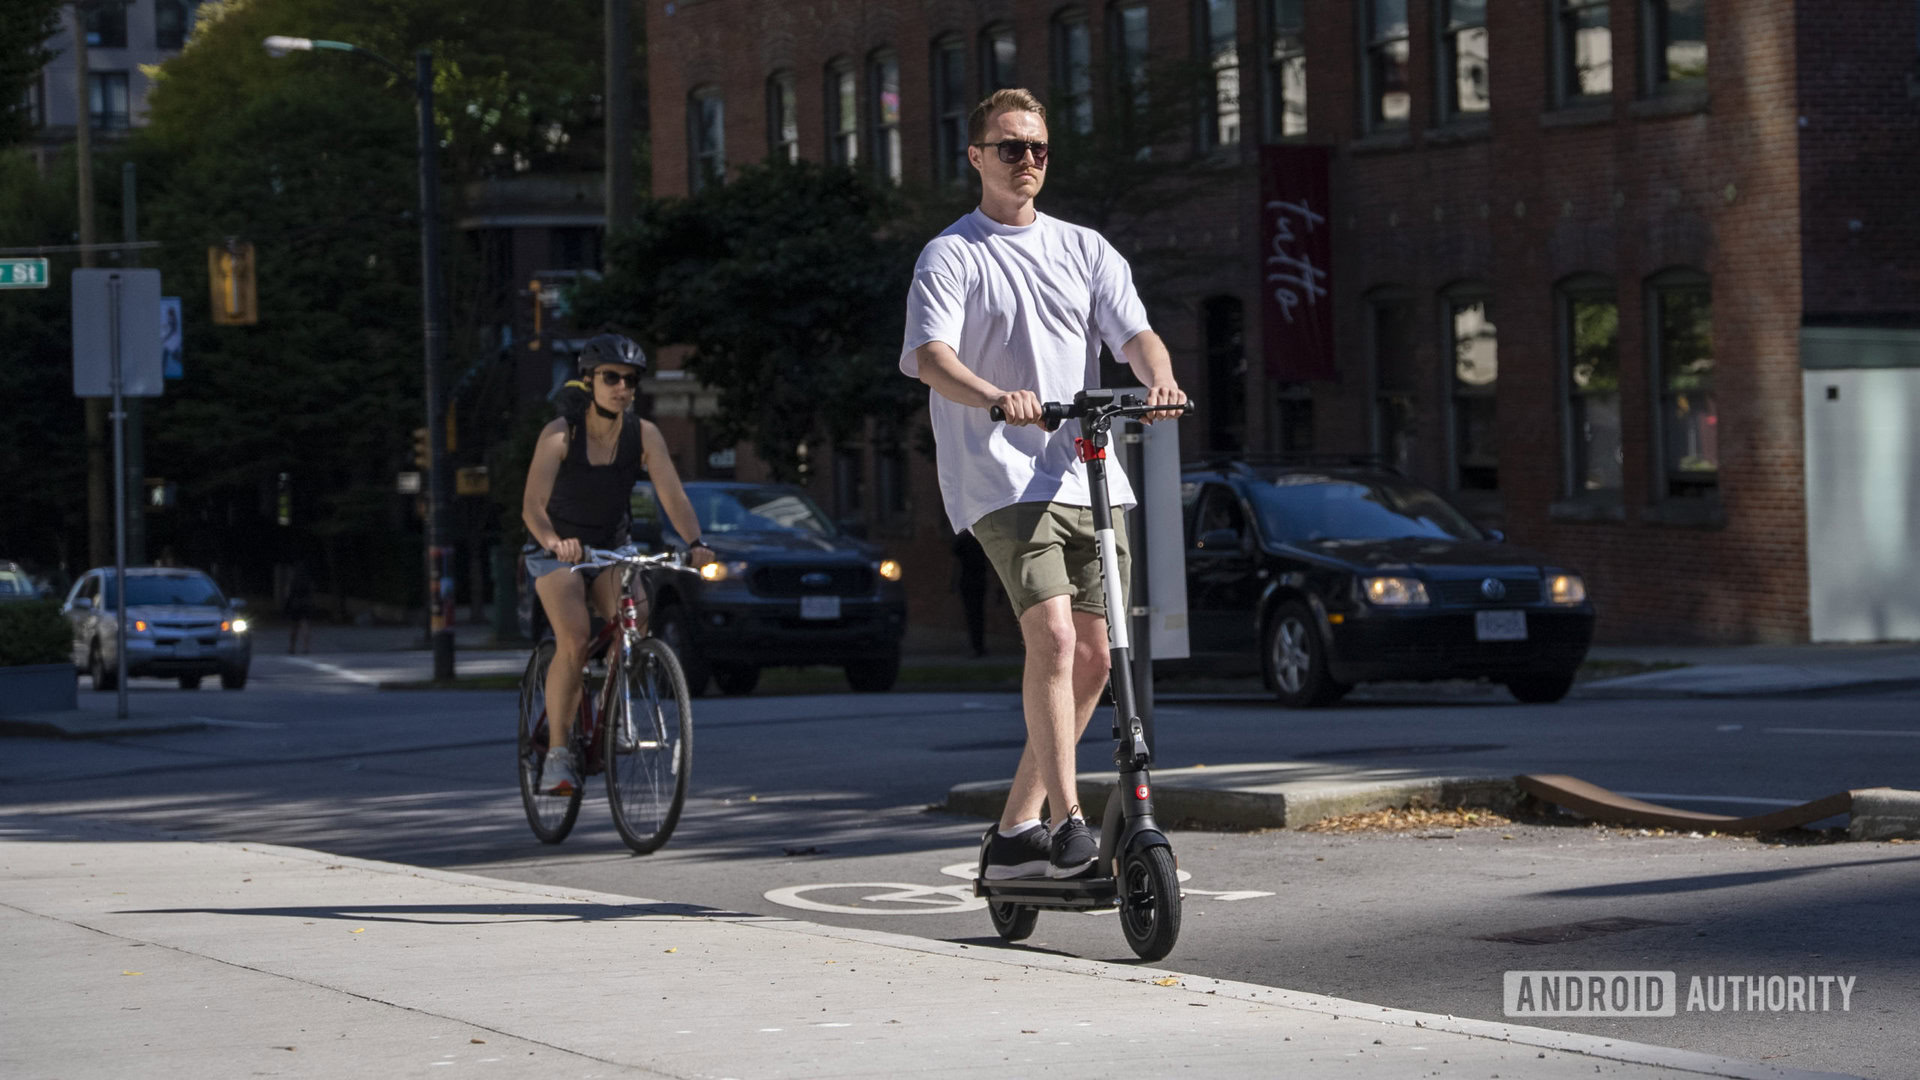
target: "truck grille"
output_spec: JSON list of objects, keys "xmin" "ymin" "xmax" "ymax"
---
[{"xmin": 750, "ymin": 566, "xmax": 873, "ymax": 598}]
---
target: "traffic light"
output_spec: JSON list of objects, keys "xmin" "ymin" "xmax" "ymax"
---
[
  {"xmin": 411, "ymin": 427, "xmax": 429, "ymax": 469},
  {"xmin": 207, "ymin": 241, "xmax": 258, "ymax": 325}
]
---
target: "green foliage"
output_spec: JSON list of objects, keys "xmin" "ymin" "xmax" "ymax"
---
[
  {"xmin": 0, "ymin": 600, "xmax": 71, "ymax": 667},
  {"xmin": 577, "ymin": 160, "xmax": 927, "ymax": 480},
  {"xmin": 0, "ymin": 0, "xmax": 62, "ymax": 149}
]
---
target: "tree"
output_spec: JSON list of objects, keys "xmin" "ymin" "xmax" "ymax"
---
[
  {"xmin": 576, "ymin": 160, "xmax": 926, "ymax": 481},
  {"xmin": 0, "ymin": 0, "xmax": 61, "ymax": 149}
]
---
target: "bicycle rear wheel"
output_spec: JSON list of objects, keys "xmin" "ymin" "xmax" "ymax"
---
[
  {"xmin": 605, "ymin": 637, "xmax": 692, "ymax": 854},
  {"xmin": 519, "ymin": 639, "xmax": 583, "ymax": 843}
]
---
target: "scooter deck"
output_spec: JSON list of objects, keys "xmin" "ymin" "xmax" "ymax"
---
[{"xmin": 972, "ymin": 875, "xmax": 1119, "ymax": 909}]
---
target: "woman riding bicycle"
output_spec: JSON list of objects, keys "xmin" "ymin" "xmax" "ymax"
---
[{"xmin": 521, "ymin": 333, "xmax": 712, "ymax": 795}]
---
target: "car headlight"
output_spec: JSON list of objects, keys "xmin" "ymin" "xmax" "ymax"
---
[
  {"xmin": 1362, "ymin": 576, "xmax": 1430, "ymax": 607},
  {"xmin": 700, "ymin": 561, "xmax": 748, "ymax": 583},
  {"xmin": 1548, "ymin": 574, "xmax": 1587, "ymax": 605},
  {"xmin": 230, "ymin": 618, "xmax": 249, "ymax": 634},
  {"xmin": 877, "ymin": 559, "xmax": 903, "ymax": 583}
]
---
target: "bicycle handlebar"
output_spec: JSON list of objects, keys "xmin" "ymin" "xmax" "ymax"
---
[
  {"xmin": 568, "ymin": 546, "xmax": 697, "ymax": 574},
  {"xmin": 989, "ymin": 394, "xmax": 1196, "ymax": 432}
]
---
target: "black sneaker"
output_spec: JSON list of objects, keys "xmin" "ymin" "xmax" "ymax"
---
[
  {"xmin": 1049, "ymin": 814, "xmax": 1098, "ymax": 879},
  {"xmin": 983, "ymin": 823, "xmax": 1051, "ymax": 880}
]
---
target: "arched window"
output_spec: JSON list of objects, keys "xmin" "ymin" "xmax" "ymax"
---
[
  {"xmin": 687, "ymin": 86, "xmax": 726, "ymax": 193},
  {"xmin": 867, "ymin": 49, "xmax": 902, "ymax": 184},
  {"xmin": 766, "ymin": 71, "xmax": 798, "ymax": 162},
  {"xmin": 824, "ymin": 58, "xmax": 858, "ymax": 166}
]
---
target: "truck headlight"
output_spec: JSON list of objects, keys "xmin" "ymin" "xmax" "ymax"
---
[
  {"xmin": 878, "ymin": 559, "xmax": 903, "ymax": 583},
  {"xmin": 1362, "ymin": 576, "xmax": 1430, "ymax": 607},
  {"xmin": 700, "ymin": 561, "xmax": 748, "ymax": 583},
  {"xmin": 1548, "ymin": 574, "xmax": 1587, "ymax": 605}
]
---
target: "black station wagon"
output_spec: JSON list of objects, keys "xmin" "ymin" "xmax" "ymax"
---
[{"xmin": 1177, "ymin": 461, "xmax": 1596, "ymax": 705}]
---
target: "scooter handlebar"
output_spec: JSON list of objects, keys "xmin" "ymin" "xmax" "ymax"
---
[
  {"xmin": 989, "ymin": 397, "xmax": 1194, "ymax": 431},
  {"xmin": 988, "ymin": 401, "xmax": 1076, "ymax": 431}
]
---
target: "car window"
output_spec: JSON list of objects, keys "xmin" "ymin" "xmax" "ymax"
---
[
  {"xmin": 0, "ymin": 570, "xmax": 30, "ymax": 596},
  {"xmin": 641, "ymin": 484, "xmax": 838, "ymax": 540},
  {"xmin": 1247, "ymin": 475, "xmax": 1482, "ymax": 544},
  {"xmin": 102, "ymin": 573, "xmax": 226, "ymax": 607},
  {"xmin": 1191, "ymin": 485, "xmax": 1246, "ymax": 547}
]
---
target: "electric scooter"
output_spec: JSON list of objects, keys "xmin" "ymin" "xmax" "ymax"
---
[{"xmin": 975, "ymin": 388, "xmax": 1194, "ymax": 962}]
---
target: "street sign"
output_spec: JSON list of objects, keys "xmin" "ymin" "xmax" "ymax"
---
[
  {"xmin": 72, "ymin": 269, "xmax": 164, "ymax": 398},
  {"xmin": 0, "ymin": 258, "xmax": 49, "ymax": 288},
  {"xmin": 160, "ymin": 296, "xmax": 183, "ymax": 378}
]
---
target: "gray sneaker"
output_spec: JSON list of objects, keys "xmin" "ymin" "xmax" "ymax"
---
[
  {"xmin": 983, "ymin": 823, "xmax": 1052, "ymax": 880},
  {"xmin": 1048, "ymin": 814, "xmax": 1098, "ymax": 879},
  {"xmin": 539, "ymin": 747, "xmax": 578, "ymax": 795}
]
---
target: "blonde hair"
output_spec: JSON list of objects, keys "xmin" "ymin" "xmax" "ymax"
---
[{"xmin": 968, "ymin": 88, "xmax": 1047, "ymax": 145}]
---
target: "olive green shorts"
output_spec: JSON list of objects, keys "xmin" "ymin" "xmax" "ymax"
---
[{"xmin": 969, "ymin": 501, "xmax": 1130, "ymax": 619}]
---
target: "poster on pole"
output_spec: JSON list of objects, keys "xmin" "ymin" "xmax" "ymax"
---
[
  {"xmin": 160, "ymin": 296, "xmax": 183, "ymax": 379},
  {"xmin": 72, "ymin": 269, "xmax": 164, "ymax": 397},
  {"xmin": 1258, "ymin": 145, "xmax": 1336, "ymax": 383}
]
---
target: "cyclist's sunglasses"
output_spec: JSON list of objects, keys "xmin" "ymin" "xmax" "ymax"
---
[
  {"xmin": 595, "ymin": 369, "xmax": 640, "ymax": 388},
  {"xmin": 974, "ymin": 139, "xmax": 1049, "ymax": 167}
]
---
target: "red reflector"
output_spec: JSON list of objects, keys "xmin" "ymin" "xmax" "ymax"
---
[{"xmin": 1135, "ymin": 784, "xmax": 1150, "ymax": 800}]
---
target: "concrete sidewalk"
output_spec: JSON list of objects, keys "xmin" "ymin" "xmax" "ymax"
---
[{"xmin": 0, "ymin": 816, "xmax": 1855, "ymax": 1080}]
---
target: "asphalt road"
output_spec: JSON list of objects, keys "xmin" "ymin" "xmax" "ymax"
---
[{"xmin": 4, "ymin": 653, "xmax": 1916, "ymax": 1078}]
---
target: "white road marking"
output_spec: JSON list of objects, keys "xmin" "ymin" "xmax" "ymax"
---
[
  {"xmin": 284, "ymin": 657, "xmax": 382, "ymax": 686},
  {"xmin": 763, "ymin": 882, "xmax": 985, "ymax": 916}
]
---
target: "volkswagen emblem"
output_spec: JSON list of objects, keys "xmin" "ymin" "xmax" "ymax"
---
[
  {"xmin": 801, "ymin": 571, "xmax": 832, "ymax": 588},
  {"xmin": 1480, "ymin": 577, "xmax": 1507, "ymax": 601}
]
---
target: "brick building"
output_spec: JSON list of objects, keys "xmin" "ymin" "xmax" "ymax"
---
[{"xmin": 643, "ymin": 0, "xmax": 1920, "ymax": 645}]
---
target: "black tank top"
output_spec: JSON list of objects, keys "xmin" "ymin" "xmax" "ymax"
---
[{"xmin": 545, "ymin": 414, "xmax": 646, "ymax": 549}]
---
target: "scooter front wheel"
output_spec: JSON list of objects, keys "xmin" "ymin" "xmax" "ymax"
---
[
  {"xmin": 1118, "ymin": 846, "xmax": 1181, "ymax": 961},
  {"xmin": 988, "ymin": 900, "xmax": 1038, "ymax": 942}
]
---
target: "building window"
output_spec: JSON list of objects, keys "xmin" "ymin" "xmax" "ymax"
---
[
  {"xmin": 1553, "ymin": 0, "xmax": 1612, "ymax": 106},
  {"xmin": 24, "ymin": 74, "xmax": 45, "ymax": 129},
  {"xmin": 1109, "ymin": 2, "xmax": 1151, "ymax": 128},
  {"xmin": 687, "ymin": 86, "xmax": 725, "ymax": 193},
  {"xmin": 1196, "ymin": 0, "xmax": 1240, "ymax": 149},
  {"xmin": 1648, "ymin": 272, "xmax": 1715, "ymax": 499},
  {"xmin": 88, "ymin": 71, "xmax": 131, "ymax": 130},
  {"xmin": 1445, "ymin": 289, "xmax": 1498, "ymax": 494},
  {"xmin": 1265, "ymin": 0, "xmax": 1307, "ymax": 139},
  {"xmin": 825, "ymin": 58, "xmax": 858, "ymax": 166},
  {"xmin": 155, "ymin": 0, "xmax": 197, "ymax": 50},
  {"xmin": 833, "ymin": 447, "xmax": 864, "ymax": 521},
  {"xmin": 868, "ymin": 49, "xmax": 902, "ymax": 184},
  {"xmin": 1435, "ymin": 0, "xmax": 1488, "ymax": 122},
  {"xmin": 1362, "ymin": 0, "xmax": 1411, "ymax": 132},
  {"xmin": 1369, "ymin": 289, "xmax": 1418, "ymax": 474},
  {"xmin": 766, "ymin": 71, "xmax": 798, "ymax": 162},
  {"xmin": 1051, "ymin": 8, "xmax": 1093, "ymax": 134},
  {"xmin": 981, "ymin": 23, "xmax": 1017, "ymax": 92},
  {"xmin": 1203, "ymin": 297, "xmax": 1247, "ymax": 453},
  {"xmin": 1643, "ymin": 0, "xmax": 1706, "ymax": 92},
  {"xmin": 85, "ymin": 1, "xmax": 128, "ymax": 48},
  {"xmin": 932, "ymin": 36, "xmax": 968, "ymax": 184},
  {"xmin": 1560, "ymin": 282, "xmax": 1622, "ymax": 499}
]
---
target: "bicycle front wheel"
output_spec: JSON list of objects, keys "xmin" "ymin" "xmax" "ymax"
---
[
  {"xmin": 519, "ymin": 639, "xmax": 583, "ymax": 844},
  {"xmin": 605, "ymin": 637, "xmax": 692, "ymax": 853}
]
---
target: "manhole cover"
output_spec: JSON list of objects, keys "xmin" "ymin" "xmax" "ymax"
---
[{"xmin": 1297, "ymin": 743, "xmax": 1507, "ymax": 759}]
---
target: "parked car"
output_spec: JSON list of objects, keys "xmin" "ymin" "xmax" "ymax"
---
[
  {"xmin": 0, "ymin": 560, "xmax": 45, "ymax": 602},
  {"xmin": 520, "ymin": 481, "xmax": 908, "ymax": 695},
  {"xmin": 1175, "ymin": 461, "xmax": 1595, "ymax": 705},
  {"xmin": 62, "ymin": 567, "xmax": 252, "ymax": 690}
]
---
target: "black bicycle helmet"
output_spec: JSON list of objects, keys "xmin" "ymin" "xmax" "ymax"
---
[{"xmin": 576, "ymin": 332, "xmax": 647, "ymax": 375}]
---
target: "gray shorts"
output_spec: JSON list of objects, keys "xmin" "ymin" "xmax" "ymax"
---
[{"xmin": 970, "ymin": 501, "xmax": 1129, "ymax": 619}]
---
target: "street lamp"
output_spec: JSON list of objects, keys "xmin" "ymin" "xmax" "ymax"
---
[{"xmin": 265, "ymin": 35, "xmax": 456, "ymax": 680}]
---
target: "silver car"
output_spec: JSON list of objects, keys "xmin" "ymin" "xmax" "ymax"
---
[{"xmin": 63, "ymin": 567, "xmax": 252, "ymax": 690}]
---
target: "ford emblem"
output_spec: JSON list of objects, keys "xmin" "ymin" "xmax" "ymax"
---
[
  {"xmin": 1480, "ymin": 577, "xmax": 1507, "ymax": 600},
  {"xmin": 801, "ymin": 572, "xmax": 831, "ymax": 588}
]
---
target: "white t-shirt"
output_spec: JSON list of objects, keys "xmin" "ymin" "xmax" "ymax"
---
[{"xmin": 900, "ymin": 209, "xmax": 1153, "ymax": 533}]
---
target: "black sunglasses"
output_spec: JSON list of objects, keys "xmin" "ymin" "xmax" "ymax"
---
[
  {"xmin": 973, "ymin": 139, "xmax": 1049, "ymax": 167},
  {"xmin": 595, "ymin": 369, "xmax": 640, "ymax": 388}
]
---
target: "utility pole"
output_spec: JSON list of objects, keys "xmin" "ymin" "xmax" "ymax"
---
[
  {"xmin": 123, "ymin": 160, "xmax": 146, "ymax": 564},
  {"xmin": 74, "ymin": 4, "xmax": 110, "ymax": 568},
  {"xmin": 417, "ymin": 50, "xmax": 455, "ymax": 681},
  {"xmin": 606, "ymin": 0, "xmax": 633, "ymax": 230}
]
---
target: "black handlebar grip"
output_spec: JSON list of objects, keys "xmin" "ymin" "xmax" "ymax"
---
[{"xmin": 989, "ymin": 405, "xmax": 1005, "ymax": 422}]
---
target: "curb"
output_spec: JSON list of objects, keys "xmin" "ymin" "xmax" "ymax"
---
[
  {"xmin": 1576, "ymin": 676, "xmax": 1920, "ymax": 700},
  {"xmin": 947, "ymin": 773, "xmax": 1524, "ymax": 831},
  {"xmin": 0, "ymin": 711, "xmax": 209, "ymax": 739}
]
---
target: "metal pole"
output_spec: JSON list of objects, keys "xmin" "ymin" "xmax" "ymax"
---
[
  {"xmin": 1126, "ymin": 424, "xmax": 1154, "ymax": 756},
  {"xmin": 75, "ymin": 6, "xmax": 110, "ymax": 569},
  {"xmin": 123, "ymin": 161, "xmax": 146, "ymax": 563},
  {"xmin": 605, "ymin": 0, "xmax": 633, "ymax": 229},
  {"xmin": 417, "ymin": 50, "xmax": 455, "ymax": 680},
  {"xmin": 109, "ymin": 273, "xmax": 129, "ymax": 719}
]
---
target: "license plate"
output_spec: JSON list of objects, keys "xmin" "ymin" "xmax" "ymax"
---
[
  {"xmin": 174, "ymin": 639, "xmax": 200, "ymax": 658},
  {"xmin": 799, "ymin": 595, "xmax": 841, "ymax": 620},
  {"xmin": 1475, "ymin": 610, "xmax": 1527, "ymax": 642}
]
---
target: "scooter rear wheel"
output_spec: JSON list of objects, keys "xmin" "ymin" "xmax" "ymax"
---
[
  {"xmin": 988, "ymin": 901, "xmax": 1038, "ymax": 942},
  {"xmin": 1119, "ymin": 846, "xmax": 1181, "ymax": 961}
]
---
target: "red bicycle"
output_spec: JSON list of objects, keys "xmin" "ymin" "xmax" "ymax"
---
[{"xmin": 517, "ymin": 547, "xmax": 694, "ymax": 853}]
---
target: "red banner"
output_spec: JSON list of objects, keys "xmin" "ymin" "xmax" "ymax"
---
[{"xmin": 1259, "ymin": 145, "xmax": 1335, "ymax": 382}]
